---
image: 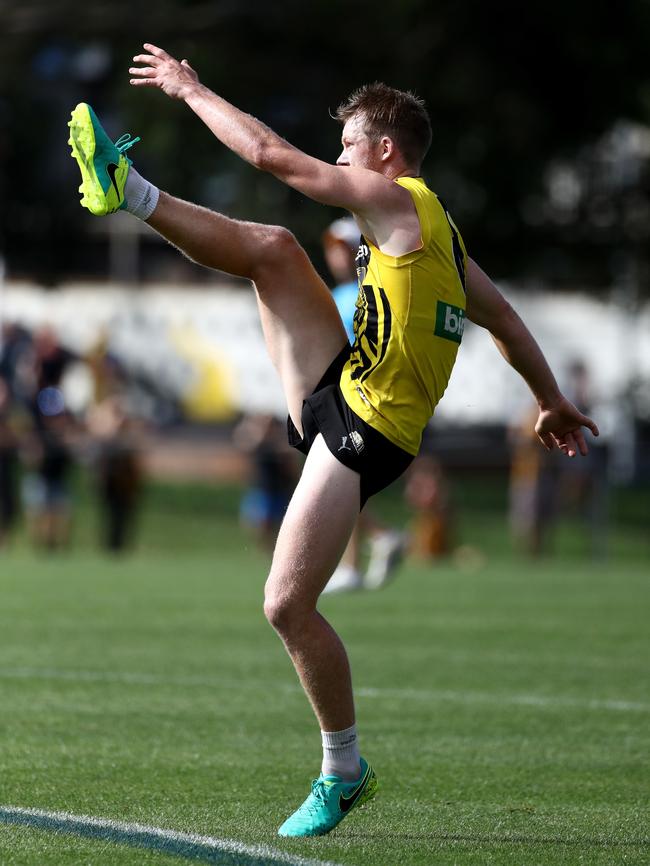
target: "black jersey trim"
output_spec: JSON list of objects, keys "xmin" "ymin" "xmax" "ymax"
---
[{"xmin": 360, "ymin": 284, "xmax": 392, "ymax": 384}]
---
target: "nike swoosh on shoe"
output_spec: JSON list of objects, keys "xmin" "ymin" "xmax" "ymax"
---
[{"xmin": 338, "ymin": 764, "xmax": 371, "ymax": 813}]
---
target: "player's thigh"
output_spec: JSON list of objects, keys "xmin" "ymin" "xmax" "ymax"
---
[
  {"xmin": 265, "ymin": 434, "xmax": 360, "ymax": 612},
  {"xmin": 252, "ymin": 229, "xmax": 348, "ymax": 425}
]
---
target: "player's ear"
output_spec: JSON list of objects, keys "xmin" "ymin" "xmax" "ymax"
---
[{"xmin": 380, "ymin": 136, "xmax": 395, "ymax": 162}]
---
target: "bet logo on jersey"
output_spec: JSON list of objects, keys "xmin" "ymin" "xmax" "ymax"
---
[{"xmin": 434, "ymin": 301, "xmax": 465, "ymax": 344}]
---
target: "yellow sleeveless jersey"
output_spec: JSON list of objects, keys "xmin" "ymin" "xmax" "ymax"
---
[{"xmin": 339, "ymin": 176, "xmax": 467, "ymax": 456}]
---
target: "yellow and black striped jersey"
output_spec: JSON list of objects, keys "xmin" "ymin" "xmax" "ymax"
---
[{"xmin": 339, "ymin": 176, "xmax": 467, "ymax": 456}]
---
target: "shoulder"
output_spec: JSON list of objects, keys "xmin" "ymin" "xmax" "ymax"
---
[
  {"xmin": 392, "ymin": 177, "xmax": 441, "ymax": 249},
  {"xmin": 352, "ymin": 175, "xmax": 425, "ymax": 256},
  {"xmin": 396, "ymin": 177, "xmax": 443, "ymax": 213},
  {"xmin": 395, "ymin": 176, "xmax": 430, "ymax": 193}
]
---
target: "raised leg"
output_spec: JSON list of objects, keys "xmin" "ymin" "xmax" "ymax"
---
[
  {"xmin": 147, "ymin": 193, "xmax": 347, "ymax": 430},
  {"xmin": 149, "ymin": 194, "xmax": 359, "ymax": 745}
]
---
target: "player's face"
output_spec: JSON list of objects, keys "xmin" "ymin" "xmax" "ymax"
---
[{"xmin": 337, "ymin": 115, "xmax": 382, "ymax": 171}]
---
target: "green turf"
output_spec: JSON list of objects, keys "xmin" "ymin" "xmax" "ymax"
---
[{"xmin": 0, "ymin": 480, "xmax": 648, "ymax": 865}]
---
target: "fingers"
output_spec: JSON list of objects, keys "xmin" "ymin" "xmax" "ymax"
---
[
  {"xmin": 553, "ymin": 430, "xmax": 586, "ymax": 458},
  {"xmin": 572, "ymin": 428, "xmax": 588, "ymax": 457},
  {"xmin": 130, "ymin": 44, "xmax": 176, "ymax": 85},
  {"xmin": 143, "ymin": 43, "xmax": 171, "ymax": 59},
  {"xmin": 129, "ymin": 66, "xmax": 156, "ymax": 77},
  {"xmin": 562, "ymin": 431, "xmax": 578, "ymax": 458},
  {"xmin": 130, "ymin": 50, "xmax": 163, "ymax": 80},
  {"xmin": 129, "ymin": 78, "xmax": 159, "ymax": 87},
  {"xmin": 537, "ymin": 430, "xmax": 554, "ymax": 452},
  {"xmin": 569, "ymin": 407, "xmax": 599, "ymax": 439},
  {"xmin": 565, "ymin": 411, "xmax": 597, "ymax": 456},
  {"xmin": 535, "ymin": 400, "xmax": 599, "ymax": 458},
  {"xmin": 133, "ymin": 54, "xmax": 160, "ymax": 65},
  {"xmin": 552, "ymin": 434, "xmax": 570, "ymax": 456}
]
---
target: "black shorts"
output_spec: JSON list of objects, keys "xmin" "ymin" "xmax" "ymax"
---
[{"xmin": 287, "ymin": 345, "xmax": 414, "ymax": 508}]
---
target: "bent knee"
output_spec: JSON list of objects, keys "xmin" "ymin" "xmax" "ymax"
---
[
  {"xmin": 263, "ymin": 592, "xmax": 292, "ymax": 633},
  {"xmin": 251, "ymin": 226, "xmax": 306, "ymax": 284},
  {"xmin": 263, "ymin": 587, "xmax": 311, "ymax": 635}
]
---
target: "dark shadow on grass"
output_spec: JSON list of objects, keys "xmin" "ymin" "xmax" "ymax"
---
[
  {"xmin": 0, "ymin": 808, "xmax": 328, "ymax": 866},
  {"xmin": 344, "ymin": 831, "xmax": 650, "ymax": 848}
]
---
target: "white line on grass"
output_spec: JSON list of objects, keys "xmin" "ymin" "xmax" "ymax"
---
[
  {"xmin": 1, "ymin": 666, "xmax": 648, "ymax": 713},
  {"xmin": 0, "ymin": 805, "xmax": 343, "ymax": 866}
]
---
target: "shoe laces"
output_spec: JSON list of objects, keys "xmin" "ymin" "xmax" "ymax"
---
[
  {"xmin": 114, "ymin": 133, "xmax": 141, "ymax": 153},
  {"xmin": 299, "ymin": 778, "xmax": 328, "ymax": 814}
]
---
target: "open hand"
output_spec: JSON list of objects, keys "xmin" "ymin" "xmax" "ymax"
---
[
  {"xmin": 129, "ymin": 44, "xmax": 199, "ymax": 100},
  {"xmin": 535, "ymin": 397, "xmax": 599, "ymax": 457}
]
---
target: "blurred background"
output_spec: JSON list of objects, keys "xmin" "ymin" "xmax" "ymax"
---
[{"xmin": 0, "ymin": 0, "xmax": 648, "ymax": 563}]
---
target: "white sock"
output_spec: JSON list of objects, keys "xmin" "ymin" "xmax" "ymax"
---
[
  {"xmin": 124, "ymin": 168, "xmax": 159, "ymax": 221},
  {"xmin": 321, "ymin": 724, "xmax": 361, "ymax": 781}
]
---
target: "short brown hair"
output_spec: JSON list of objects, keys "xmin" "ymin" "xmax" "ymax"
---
[{"xmin": 335, "ymin": 82, "xmax": 432, "ymax": 168}]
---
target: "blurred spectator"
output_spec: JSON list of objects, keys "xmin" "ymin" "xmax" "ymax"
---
[
  {"xmin": 234, "ymin": 413, "xmax": 298, "ymax": 552},
  {"xmin": 0, "ymin": 376, "xmax": 19, "ymax": 548},
  {"xmin": 31, "ymin": 325, "xmax": 77, "ymax": 393},
  {"xmin": 0, "ymin": 323, "xmax": 33, "ymax": 406},
  {"xmin": 18, "ymin": 326, "xmax": 80, "ymax": 551},
  {"xmin": 86, "ymin": 395, "xmax": 143, "ymax": 553},
  {"xmin": 86, "ymin": 330, "xmax": 126, "ymax": 404},
  {"xmin": 321, "ymin": 217, "xmax": 360, "ymax": 345},
  {"xmin": 559, "ymin": 360, "xmax": 608, "ymax": 558},
  {"xmin": 403, "ymin": 455, "xmax": 453, "ymax": 560},
  {"xmin": 509, "ymin": 361, "xmax": 607, "ymax": 558},
  {"xmin": 21, "ymin": 405, "xmax": 76, "ymax": 551},
  {"xmin": 321, "ymin": 217, "xmax": 406, "ymax": 592},
  {"xmin": 509, "ymin": 403, "xmax": 560, "ymax": 557}
]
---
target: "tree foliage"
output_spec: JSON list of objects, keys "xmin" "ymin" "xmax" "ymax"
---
[{"xmin": 1, "ymin": 0, "xmax": 649, "ymax": 289}]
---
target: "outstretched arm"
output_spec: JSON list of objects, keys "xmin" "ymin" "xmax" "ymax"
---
[
  {"xmin": 128, "ymin": 44, "xmax": 407, "ymax": 218},
  {"xmin": 465, "ymin": 258, "xmax": 599, "ymax": 457}
]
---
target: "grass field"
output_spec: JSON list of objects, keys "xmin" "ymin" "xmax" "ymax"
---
[{"xmin": 0, "ymin": 476, "xmax": 648, "ymax": 865}]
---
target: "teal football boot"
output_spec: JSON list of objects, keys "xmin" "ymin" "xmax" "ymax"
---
[
  {"xmin": 278, "ymin": 757, "xmax": 377, "ymax": 837},
  {"xmin": 68, "ymin": 102, "xmax": 139, "ymax": 215}
]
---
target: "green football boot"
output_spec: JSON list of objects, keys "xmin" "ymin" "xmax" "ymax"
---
[
  {"xmin": 278, "ymin": 757, "xmax": 377, "ymax": 837},
  {"xmin": 67, "ymin": 103, "xmax": 140, "ymax": 215}
]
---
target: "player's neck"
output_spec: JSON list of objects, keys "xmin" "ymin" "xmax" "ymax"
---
[{"xmin": 385, "ymin": 163, "xmax": 420, "ymax": 182}]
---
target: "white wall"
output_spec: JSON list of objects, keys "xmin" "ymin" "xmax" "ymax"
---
[{"xmin": 1, "ymin": 281, "xmax": 647, "ymax": 438}]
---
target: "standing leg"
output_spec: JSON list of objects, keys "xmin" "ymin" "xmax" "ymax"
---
[
  {"xmin": 266, "ymin": 435, "xmax": 379, "ymax": 838},
  {"xmin": 264, "ymin": 434, "xmax": 361, "ymax": 733}
]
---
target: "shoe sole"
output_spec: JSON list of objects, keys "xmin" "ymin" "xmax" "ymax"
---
[
  {"xmin": 355, "ymin": 767, "xmax": 378, "ymax": 810},
  {"xmin": 67, "ymin": 104, "xmax": 109, "ymax": 216}
]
